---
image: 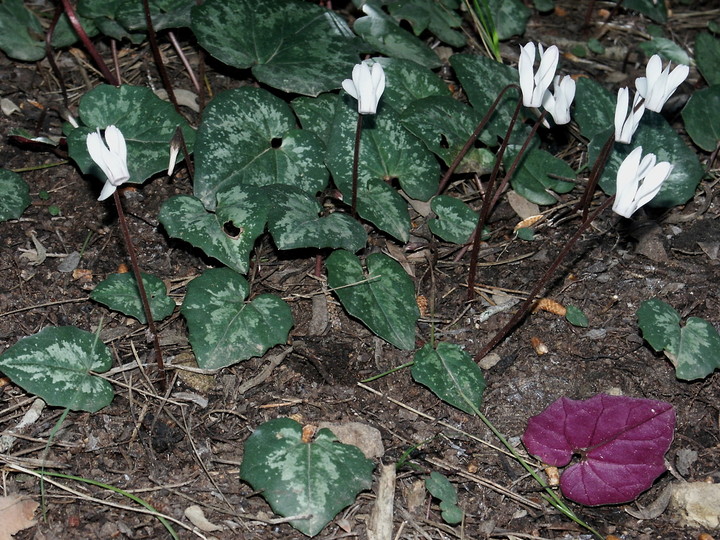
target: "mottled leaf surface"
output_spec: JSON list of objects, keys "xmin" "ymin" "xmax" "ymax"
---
[
  {"xmin": 91, "ymin": 272, "xmax": 175, "ymax": 323},
  {"xmin": 574, "ymin": 77, "xmax": 615, "ymax": 141},
  {"xmin": 412, "ymin": 342, "xmax": 486, "ymax": 414},
  {"xmin": 387, "ymin": 0, "xmax": 465, "ymax": 47},
  {"xmin": 401, "ymin": 96, "xmax": 494, "ymax": 171},
  {"xmin": 590, "ymin": 112, "xmax": 703, "ymax": 208},
  {"xmin": 0, "ymin": 169, "xmax": 30, "ymax": 222},
  {"xmin": 327, "ymin": 251, "xmax": 419, "ymax": 349},
  {"xmin": 182, "ymin": 268, "xmax": 293, "ymax": 369},
  {"xmin": 507, "ymin": 148, "xmax": 576, "ymax": 205},
  {"xmin": 117, "ymin": 0, "xmax": 194, "ymax": 31},
  {"xmin": 194, "ymin": 88, "xmax": 328, "ymax": 210},
  {"xmin": 637, "ymin": 298, "xmax": 720, "ymax": 380},
  {"xmin": 67, "ymin": 85, "xmax": 195, "ymax": 187},
  {"xmin": 428, "ymin": 195, "xmax": 478, "ymax": 244},
  {"xmin": 264, "ymin": 186, "xmax": 367, "ymax": 252},
  {"xmin": 523, "ymin": 394, "xmax": 675, "ymax": 506},
  {"xmin": 0, "ymin": 327, "xmax": 114, "ymax": 412},
  {"xmin": 373, "ymin": 57, "xmax": 450, "ymax": 113},
  {"xmin": 353, "ymin": 3, "xmax": 441, "ymax": 68},
  {"xmin": 192, "ymin": 0, "xmax": 359, "ymax": 96},
  {"xmin": 159, "ymin": 189, "xmax": 269, "ymax": 275},
  {"xmin": 695, "ymin": 32, "xmax": 720, "ymax": 86},
  {"xmin": 240, "ymin": 418, "xmax": 374, "ymax": 537}
]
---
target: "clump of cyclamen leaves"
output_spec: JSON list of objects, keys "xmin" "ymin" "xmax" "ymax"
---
[{"xmin": 522, "ymin": 394, "xmax": 675, "ymax": 506}]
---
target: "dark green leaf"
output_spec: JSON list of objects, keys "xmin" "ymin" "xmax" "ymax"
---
[
  {"xmin": 412, "ymin": 342, "xmax": 486, "ymax": 414},
  {"xmin": 353, "ymin": 3, "xmax": 442, "ymax": 68},
  {"xmin": 387, "ymin": 0, "xmax": 466, "ymax": 47},
  {"xmin": 192, "ymin": 0, "xmax": 360, "ymax": 96},
  {"xmin": 623, "ymin": 0, "xmax": 667, "ymax": 23},
  {"xmin": 67, "ymin": 85, "xmax": 195, "ymax": 188},
  {"xmin": 565, "ymin": 305, "xmax": 589, "ymax": 327},
  {"xmin": 0, "ymin": 327, "xmax": 114, "ymax": 412},
  {"xmin": 428, "ymin": 195, "xmax": 478, "ymax": 244},
  {"xmin": 194, "ymin": 88, "xmax": 328, "ymax": 210},
  {"xmin": 573, "ymin": 77, "xmax": 615, "ymax": 141},
  {"xmin": 0, "ymin": 169, "xmax": 30, "ymax": 222},
  {"xmin": 182, "ymin": 268, "xmax": 293, "ymax": 369},
  {"xmin": 695, "ymin": 32, "xmax": 720, "ymax": 85},
  {"xmin": 373, "ymin": 57, "xmax": 450, "ymax": 113},
  {"xmin": 117, "ymin": 0, "xmax": 194, "ymax": 31},
  {"xmin": 682, "ymin": 85, "xmax": 720, "ymax": 151},
  {"xmin": 487, "ymin": 0, "xmax": 531, "ymax": 39},
  {"xmin": 425, "ymin": 471, "xmax": 458, "ymax": 504},
  {"xmin": 507, "ymin": 148, "xmax": 576, "ymax": 205},
  {"xmin": 327, "ymin": 251, "xmax": 419, "ymax": 350},
  {"xmin": 240, "ymin": 418, "xmax": 375, "ymax": 537},
  {"xmin": 638, "ymin": 38, "xmax": 691, "ymax": 66},
  {"xmin": 91, "ymin": 272, "xmax": 175, "ymax": 323}
]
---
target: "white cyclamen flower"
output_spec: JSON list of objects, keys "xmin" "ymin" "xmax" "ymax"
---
[
  {"xmin": 542, "ymin": 75, "xmax": 575, "ymax": 125},
  {"xmin": 635, "ymin": 54, "xmax": 689, "ymax": 113},
  {"xmin": 342, "ymin": 60, "xmax": 386, "ymax": 115},
  {"xmin": 613, "ymin": 146, "xmax": 672, "ymax": 218},
  {"xmin": 518, "ymin": 42, "xmax": 559, "ymax": 108},
  {"xmin": 86, "ymin": 125, "xmax": 130, "ymax": 201},
  {"xmin": 614, "ymin": 87, "xmax": 646, "ymax": 144}
]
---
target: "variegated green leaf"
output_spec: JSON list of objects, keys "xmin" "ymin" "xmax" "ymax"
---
[
  {"xmin": 353, "ymin": 3, "xmax": 441, "ymax": 68},
  {"xmin": 159, "ymin": 190, "xmax": 269, "ymax": 274},
  {"xmin": 682, "ymin": 86, "xmax": 720, "ymax": 152},
  {"xmin": 412, "ymin": 342, "xmax": 486, "ymax": 415},
  {"xmin": 637, "ymin": 298, "xmax": 720, "ymax": 381},
  {"xmin": 67, "ymin": 85, "xmax": 195, "ymax": 188},
  {"xmin": 182, "ymin": 268, "xmax": 293, "ymax": 369},
  {"xmin": 194, "ymin": 87, "xmax": 328, "ymax": 210},
  {"xmin": 91, "ymin": 272, "xmax": 175, "ymax": 323},
  {"xmin": 591, "ymin": 112, "xmax": 703, "ymax": 208},
  {"xmin": 574, "ymin": 77, "xmax": 616, "ymax": 141},
  {"xmin": 373, "ymin": 57, "xmax": 450, "ymax": 113},
  {"xmin": 428, "ymin": 195, "xmax": 478, "ymax": 244},
  {"xmin": 264, "ymin": 186, "xmax": 367, "ymax": 252},
  {"xmin": 507, "ymin": 148, "xmax": 576, "ymax": 205},
  {"xmin": 0, "ymin": 327, "xmax": 114, "ymax": 412},
  {"xmin": 326, "ymin": 97, "xmax": 439, "ymax": 241},
  {"xmin": 240, "ymin": 418, "xmax": 374, "ymax": 537},
  {"xmin": 0, "ymin": 169, "xmax": 30, "ymax": 222},
  {"xmin": 192, "ymin": 0, "xmax": 359, "ymax": 96},
  {"xmin": 117, "ymin": 0, "xmax": 194, "ymax": 31},
  {"xmin": 292, "ymin": 93, "xmax": 340, "ymax": 147},
  {"xmin": 326, "ymin": 250, "xmax": 419, "ymax": 350},
  {"xmin": 401, "ymin": 96, "xmax": 495, "ymax": 171}
]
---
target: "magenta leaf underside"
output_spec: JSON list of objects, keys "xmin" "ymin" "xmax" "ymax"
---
[{"xmin": 522, "ymin": 394, "xmax": 675, "ymax": 506}]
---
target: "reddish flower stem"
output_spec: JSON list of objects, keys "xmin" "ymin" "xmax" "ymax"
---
[{"xmin": 351, "ymin": 114, "xmax": 363, "ymax": 218}]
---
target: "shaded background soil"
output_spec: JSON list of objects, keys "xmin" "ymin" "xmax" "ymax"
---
[{"xmin": 1, "ymin": 1, "xmax": 719, "ymax": 538}]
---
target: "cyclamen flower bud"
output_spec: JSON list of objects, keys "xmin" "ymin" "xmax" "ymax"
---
[
  {"xmin": 342, "ymin": 60, "xmax": 386, "ymax": 115},
  {"xmin": 86, "ymin": 125, "xmax": 130, "ymax": 201}
]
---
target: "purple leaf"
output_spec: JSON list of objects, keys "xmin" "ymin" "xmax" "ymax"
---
[{"xmin": 522, "ymin": 394, "xmax": 675, "ymax": 506}]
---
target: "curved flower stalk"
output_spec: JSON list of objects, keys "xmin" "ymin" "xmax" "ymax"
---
[
  {"xmin": 542, "ymin": 75, "xmax": 575, "ymax": 125},
  {"xmin": 342, "ymin": 60, "xmax": 386, "ymax": 115},
  {"xmin": 635, "ymin": 55, "xmax": 689, "ymax": 113},
  {"xmin": 518, "ymin": 42, "xmax": 559, "ymax": 108},
  {"xmin": 613, "ymin": 146, "xmax": 672, "ymax": 218},
  {"xmin": 614, "ymin": 87, "xmax": 646, "ymax": 144},
  {"xmin": 86, "ymin": 125, "xmax": 130, "ymax": 201}
]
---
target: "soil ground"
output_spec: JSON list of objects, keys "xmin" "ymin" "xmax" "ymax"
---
[{"xmin": 1, "ymin": 1, "xmax": 719, "ymax": 539}]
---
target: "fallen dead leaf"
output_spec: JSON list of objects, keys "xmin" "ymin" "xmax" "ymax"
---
[
  {"xmin": 183, "ymin": 505, "xmax": 223, "ymax": 532},
  {"xmin": 0, "ymin": 494, "xmax": 39, "ymax": 540}
]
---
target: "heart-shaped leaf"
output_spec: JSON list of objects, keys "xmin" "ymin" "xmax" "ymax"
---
[
  {"xmin": 412, "ymin": 342, "xmax": 486, "ymax": 415},
  {"xmin": 450, "ymin": 54, "xmax": 532, "ymax": 145},
  {"xmin": 67, "ymin": 84, "xmax": 195, "ymax": 188},
  {"xmin": 638, "ymin": 38, "xmax": 691, "ymax": 66},
  {"xmin": 428, "ymin": 195, "xmax": 478, "ymax": 244},
  {"xmin": 353, "ymin": 3, "xmax": 441, "ymax": 68},
  {"xmin": 91, "ymin": 272, "xmax": 175, "ymax": 323},
  {"xmin": 263, "ymin": 185, "xmax": 367, "ymax": 252},
  {"xmin": 181, "ymin": 268, "xmax": 293, "ymax": 370},
  {"xmin": 326, "ymin": 97, "xmax": 439, "ymax": 241},
  {"xmin": 682, "ymin": 85, "xmax": 720, "ymax": 152},
  {"xmin": 695, "ymin": 32, "xmax": 720, "ymax": 86},
  {"xmin": 387, "ymin": 0, "xmax": 466, "ymax": 47},
  {"xmin": 573, "ymin": 77, "xmax": 616, "ymax": 141},
  {"xmin": 0, "ymin": 169, "xmax": 30, "ymax": 222},
  {"xmin": 326, "ymin": 250, "xmax": 419, "ymax": 350},
  {"xmin": 0, "ymin": 327, "xmax": 114, "ymax": 412},
  {"xmin": 522, "ymin": 394, "xmax": 675, "ymax": 506},
  {"xmin": 590, "ymin": 112, "xmax": 704, "ymax": 208},
  {"xmin": 194, "ymin": 87, "xmax": 328, "ymax": 210},
  {"xmin": 292, "ymin": 93, "xmax": 340, "ymax": 148},
  {"xmin": 425, "ymin": 471, "xmax": 463, "ymax": 524},
  {"xmin": 373, "ymin": 57, "xmax": 450, "ymax": 113},
  {"xmin": 240, "ymin": 418, "xmax": 375, "ymax": 537},
  {"xmin": 637, "ymin": 298, "xmax": 720, "ymax": 380},
  {"xmin": 159, "ymin": 189, "xmax": 269, "ymax": 274},
  {"xmin": 487, "ymin": 0, "xmax": 531, "ymax": 40},
  {"xmin": 507, "ymin": 148, "xmax": 576, "ymax": 205},
  {"xmin": 116, "ymin": 0, "xmax": 194, "ymax": 31},
  {"xmin": 401, "ymin": 96, "xmax": 495, "ymax": 171},
  {"xmin": 624, "ymin": 0, "xmax": 667, "ymax": 23},
  {"xmin": 191, "ymin": 0, "xmax": 359, "ymax": 96},
  {"xmin": 79, "ymin": 0, "xmax": 145, "ymax": 43}
]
